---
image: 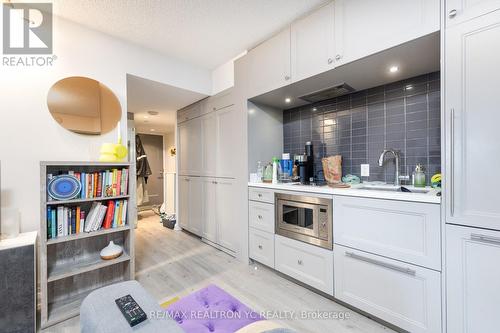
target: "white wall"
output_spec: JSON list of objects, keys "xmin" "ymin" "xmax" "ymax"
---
[
  {"xmin": 163, "ymin": 132, "xmax": 176, "ymax": 173},
  {"xmin": 211, "ymin": 51, "xmax": 247, "ymax": 95},
  {"xmin": 0, "ymin": 16, "xmax": 211, "ymax": 232}
]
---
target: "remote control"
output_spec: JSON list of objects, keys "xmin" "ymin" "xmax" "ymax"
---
[{"xmin": 115, "ymin": 294, "xmax": 147, "ymax": 327}]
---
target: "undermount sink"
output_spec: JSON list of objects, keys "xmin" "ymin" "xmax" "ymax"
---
[{"xmin": 357, "ymin": 185, "xmax": 431, "ymax": 194}]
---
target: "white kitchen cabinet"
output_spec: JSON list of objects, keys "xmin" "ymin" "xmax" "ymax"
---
[
  {"xmin": 334, "ymin": 196, "xmax": 441, "ymax": 270},
  {"xmin": 178, "ymin": 176, "xmax": 202, "ymax": 236},
  {"xmin": 216, "ymin": 178, "xmax": 238, "ymax": 253},
  {"xmin": 291, "ymin": 2, "xmax": 335, "ymax": 82},
  {"xmin": 334, "ymin": 0, "xmax": 439, "ymax": 66},
  {"xmin": 334, "ymin": 245, "xmax": 441, "ymax": 333},
  {"xmin": 216, "ymin": 105, "xmax": 240, "ymax": 179},
  {"xmin": 275, "ymin": 235, "xmax": 334, "ymax": 295},
  {"xmin": 248, "ymin": 200, "xmax": 274, "ymax": 234},
  {"xmin": 248, "ymin": 187, "xmax": 275, "ymax": 204},
  {"xmin": 446, "ymin": 224, "xmax": 500, "ymax": 333},
  {"xmin": 177, "ymin": 116, "xmax": 202, "ymax": 176},
  {"xmin": 177, "ymin": 102, "xmax": 202, "ymax": 124},
  {"xmin": 207, "ymin": 88, "xmax": 234, "ymax": 113},
  {"xmin": 244, "ymin": 27, "xmax": 291, "ymax": 98},
  {"xmin": 446, "ymin": 0, "xmax": 500, "ymax": 26},
  {"xmin": 249, "ymin": 228, "xmax": 275, "ymax": 268},
  {"xmin": 445, "ymin": 10, "xmax": 500, "ymax": 231},
  {"xmin": 202, "ymin": 178, "xmax": 217, "ymax": 243},
  {"xmin": 201, "ymin": 112, "xmax": 217, "ymax": 177}
]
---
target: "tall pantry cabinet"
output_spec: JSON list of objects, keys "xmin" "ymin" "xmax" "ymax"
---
[
  {"xmin": 444, "ymin": 3, "xmax": 500, "ymax": 332},
  {"xmin": 177, "ymin": 89, "xmax": 240, "ymax": 254}
]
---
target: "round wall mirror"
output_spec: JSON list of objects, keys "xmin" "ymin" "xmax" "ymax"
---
[{"xmin": 47, "ymin": 76, "xmax": 121, "ymax": 135}]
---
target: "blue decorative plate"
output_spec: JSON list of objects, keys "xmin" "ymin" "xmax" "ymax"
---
[{"xmin": 48, "ymin": 175, "xmax": 81, "ymax": 200}]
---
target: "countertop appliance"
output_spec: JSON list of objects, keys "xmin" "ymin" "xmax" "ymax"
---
[{"xmin": 276, "ymin": 193, "xmax": 332, "ymax": 249}]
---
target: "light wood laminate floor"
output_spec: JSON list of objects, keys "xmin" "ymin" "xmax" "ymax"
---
[{"xmin": 42, "ymin": 211, "xmax": 393, "ymax": 333}]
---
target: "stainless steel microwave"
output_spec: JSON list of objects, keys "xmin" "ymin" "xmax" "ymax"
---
[{"xmin": 275, "ymin": 193, "xmax": 333, "ymax": 250}]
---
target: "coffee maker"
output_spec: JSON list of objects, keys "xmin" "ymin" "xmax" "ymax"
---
[{"xmin": 295, "ymin": 142, "xmax": 315, "ymax": 184}]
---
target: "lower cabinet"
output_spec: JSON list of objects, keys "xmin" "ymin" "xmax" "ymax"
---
[
  {"xmin": 334, "ymin": 245, "xmax": 441, "ymax": 333},
  {"xmin": 178, "ymin": 176, "xmax": 203, "ymax": 236},
  {"xmin": 275, "ymin": 235, "xmax": 334, "ymax": 295},
  {"xmin": 249, "ymin": 227, "xmax": 275, "ymax": 268},
  {"xmin": 446, "ymin": 224, "xmax": 500, "ymax": 333}
]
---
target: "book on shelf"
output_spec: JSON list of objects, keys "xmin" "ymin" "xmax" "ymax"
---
[
  {"xmin": 46, "ymin": 167, "xmax": 129, "ymax": 202},
  {"xmin": 46, "ymin": 199, "xmax": 128, "ymax": 239}
]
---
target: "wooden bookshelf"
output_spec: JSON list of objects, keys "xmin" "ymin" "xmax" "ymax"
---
[{"xmin": 40, "ymin": 162, "xmax": 136, "ymax": 329}]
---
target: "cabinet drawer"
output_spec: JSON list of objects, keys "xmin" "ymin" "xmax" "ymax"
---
[
  {"xmin": 249, "ymin": 228, "xmax": 275, "ymax": 268},
  {"xmin": 334, "ymin": 245, "xmax": 441, "ymax": 333},
  {"xmin": 249, "ymin": 201, "xmax": 274, "ymax": 233},
  {"xmin": 248, "ymin": 187, "xmax": 274, "ymax": 204},
  {"xmin": 334, "ymin": 196, "xmax": 441, "ymax": 270},
  {"xmin": 275, "ymin": 235, "xmax": 333, "ymax": 295},
  {"xmin": 446, "ymin": 224, "xmax": 500, "ymax": 333}
]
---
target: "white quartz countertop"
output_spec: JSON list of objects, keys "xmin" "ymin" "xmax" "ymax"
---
[{"xmin": 248, "ymin": 182, "xmax": 441, "ymax": 204}]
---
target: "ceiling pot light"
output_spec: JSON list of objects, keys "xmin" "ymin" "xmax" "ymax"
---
[
  {"xmin": 312, "ymin": 107, "xmax": 317, "ymax": 111},
  {"xmin": 285, "ymin": 98, "xmax": 291, "ymax": 103},
  {"xmin": 147, "ymin": 110, "xmax": 159, "ymax": 116},
  {"xmin": 389, "ymin": 66, "xmax": 399, "ymax": 73},
  {"xmin": 150, "ymin": 129, "xmax": 155, "ymax": 132}
]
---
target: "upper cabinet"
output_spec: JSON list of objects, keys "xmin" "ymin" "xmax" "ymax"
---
[
  {"xmin": 291, "ymin": 2, "xmax": 335, "ymax": 82},
  {"xmin": 178, "ymin": 116, "xmax": 202, "ymax": 176},
  {"xmin": 334, "ymin": 0, "xmax": 439, "ymax": 66},
  {"xmin": 242, "ymin": 27, "xmax": 291, "ymax": 98},
  {"xmin": 444, "ymin": 9, "xmax": 500, "ymax": 231},
  {"xmin": 446, "ymin": 0, "xmax": 500, "ymax": 26}
]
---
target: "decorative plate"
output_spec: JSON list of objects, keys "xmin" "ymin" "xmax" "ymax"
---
[{"xmin": 47, "ymin": 174, "xmax": 81, "ymax": 201}]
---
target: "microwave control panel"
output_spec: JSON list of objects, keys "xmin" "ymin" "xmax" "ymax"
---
[{"xmin": 318, "ymin": 207, "xmax": 329, "ymax": 240}]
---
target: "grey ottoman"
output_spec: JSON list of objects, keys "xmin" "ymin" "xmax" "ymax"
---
[{"xmin": 80, "ymin": 280, "xmax": 183, "ymax": 333}]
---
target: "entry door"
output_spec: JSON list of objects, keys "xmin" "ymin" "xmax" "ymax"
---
[{"xmin": 138, "ymin": 134, "xmax": 164, "ymax": 207}]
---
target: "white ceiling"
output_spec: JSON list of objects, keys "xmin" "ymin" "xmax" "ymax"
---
[
  {"xmin": 50, "ymin": 0, "xmax": 327, "ymax": 70},
  {"xmin": 127, "ymin": 74, "xmax": 207, "ymax": 134}
]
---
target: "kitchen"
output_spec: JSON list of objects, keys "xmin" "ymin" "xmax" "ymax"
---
[{"xmin": 175, "ymin": 1, "xmax": 500, "ymax": 332}]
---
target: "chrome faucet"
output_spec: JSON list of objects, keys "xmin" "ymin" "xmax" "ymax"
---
[{"xmin": 378, "ymin": 149, "xmax": 401, "ymax": 186}]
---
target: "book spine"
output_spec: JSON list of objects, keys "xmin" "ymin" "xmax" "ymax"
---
[
  {"xmin": 51, "ymin": 209, "xmax": 56, "ymax": 239},
  {"xmin": 63, "ymin": 207, "xmax": 68, "ymax": 236},
  {"xmin": 81, "ymin": 173, "xmax": 85, "ymax": 199},
  {"xmin": 93, "ymin": 172, "xmax": 98, "ymax": 198},
  {"xmin": 121, "ymin": 200, "xmax": 128, "ymax": 226},
  {"xmin": 76, "ymin": 206, "xmax": 80, "ymax": 234},
  {"xmin": 68, "ymin": 207, "xmax": 72, "ymax": 235},
  {"xmin": 112, "ymin": 169, "xmax": 117, "ymax": 196},
  {"xmin": 96, "ymin": 173, "xmax": 102, "ymax": 197},
  {"xmin": 113, "ymin": 200, "xmax": 119, "ymax": 228},
  {"xmin": 116, "ymin": 170, "xmax": 121, "ymax": 197},
  {"xmin": 80, "ymin": 211, "xmax": 85, "ymax": 233},
  {"xmin": 101, "ymin": 171, "xmax": 106, "ymax": 197},
  {"xmin": 71, "ymin": 208, "xmax": 76, "ymax": 235},
  {"xmin": 57, "ymin": 206, "xmax": 63, "ymax": 237},
  {"xmin": 47, "ymin": 207, "xmax": 52, "ymax": 239}
]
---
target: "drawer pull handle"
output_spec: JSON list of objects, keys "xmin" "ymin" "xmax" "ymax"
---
[
  {"xmin": 258, "ymin": 245, "xmax": 263, "ymax": 250},
  {"xmin": 450, "ymin": 108, "xmax": 455, "ymax": 217},
  {"xmin": 258, "ymin": 194, "xmax": 263, "ymax": 198},
  {"xmin": 257, "ymin": 215, "xmax": 263, "ymax": 220},
  {"xmin": 449, "ymin": 9, "xmax": 457, "ymax": 18},
  {"xmin": 471, "ymin": 234, "xmax": 500, "ymax": 245},
  {"xmin": 297, "ymin": 259, "xmax": 303, "ymax": 265},
  {"xmin": 345, "ymin": 251, "xmax": 416, "ymax": 276}
]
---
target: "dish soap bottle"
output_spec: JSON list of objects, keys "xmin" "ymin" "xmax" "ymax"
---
[
  {"xmin": 272, "ymin": 157, "xmax": 279, "ymax": 184},
  {"xmin": 412, "ymin": 164, "xmax": 426, "ymax": 188}
]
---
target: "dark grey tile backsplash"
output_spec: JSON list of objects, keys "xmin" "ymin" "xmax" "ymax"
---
[{"xmin": 283, "ymin": 72, "xmax": 441, "ymax": 184}]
